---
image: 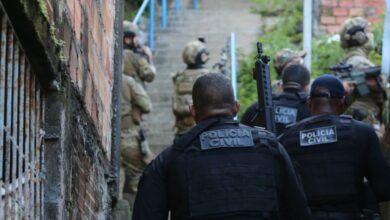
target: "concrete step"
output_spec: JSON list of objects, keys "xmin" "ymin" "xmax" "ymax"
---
[{"xmin": 144, "ymin": 0, "xmax": 262, "ymax": 154}]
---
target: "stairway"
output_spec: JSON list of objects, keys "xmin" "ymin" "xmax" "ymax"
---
[{"xmin": 144, "ymin": 0, "xmax": 262, "ymax": 154}]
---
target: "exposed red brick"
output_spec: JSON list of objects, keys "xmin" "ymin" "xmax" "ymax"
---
[
  {"xmin": 367, "ymin": 16, "xmax": 381, "ymax": 23},
  {"xmin": 339, "ymin": 0, "xmax": 355, "ymax": 7},
  {"xmin": 321, "ymin": 16, "xmax": 336, "ymax": 24},
  {"xmin": 333, "ymin": 8, "xmax": 348, "ymax": 15},
  {"xmin": 322, "ymin": 0, "xmax": 338, "ymax": 7},
  {"xmin": 349, "ymin": 8, "xmax": 364, "ymax": 16},
  {"xmin": 327, "ymin": 25, "xmax": 341, "ymax": 33},
  {"xmin": 336, "ymin": 16, "xmax": 348, "ymax": 25},
  {"xmin": 354, "ymin": 0, "xmax": 370, "ymax": 7}
]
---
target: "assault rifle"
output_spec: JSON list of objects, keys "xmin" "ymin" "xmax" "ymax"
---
[
  {"xmin": 212, "ymin": 47, "xmax": 228, "ymax": 75},
  {"xmin": 330, "ymin": 63, "xmax": 381, "ymax": 96},
  {"xmin": 252, "ymin": 42, "xmax": 276, "ymax": 133}
]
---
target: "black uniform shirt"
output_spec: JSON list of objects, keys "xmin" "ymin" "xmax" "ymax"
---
[
  {"xmin": 278, "ymin": 113, "xmax": 390, "ymax": 212},
  {"xmin": 241, "ymin": 89, "xmax": 310, "ymax": 136},
  {"xmin": 132, "ymin": 116, "xmax": 311, "ymax": 220}
]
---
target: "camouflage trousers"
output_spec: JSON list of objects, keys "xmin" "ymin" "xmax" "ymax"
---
[{"xmin": 120, "ymin": 128, "xmax": 154, "ymax": 195}]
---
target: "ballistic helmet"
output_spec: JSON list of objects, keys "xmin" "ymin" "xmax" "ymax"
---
[
  {"xmin": 274, "ymin": 48, "xmax": 306, "ymax": 76},
  {"xmin": 123, "ymin": 20, "xmax": 138, "ymax": 37},
  {"xmin": 340, "ymin": 17, "xmax": 369, "ymax": 49},
  {"xmin": 182, "ymin": 39, "xmax": 209, "ymax": 65}
]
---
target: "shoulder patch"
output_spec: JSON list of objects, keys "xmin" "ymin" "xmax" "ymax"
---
[
  {"xmin": 274, "ymin": 105, "xmax": 298, "ymax": 124},
  {"xmin": 200, "ymin": 128, "xmax": 254, "ymax": 150},
  {"xmin": 299, "ymin": 125, "xmax": 337, "ymax": 146}
]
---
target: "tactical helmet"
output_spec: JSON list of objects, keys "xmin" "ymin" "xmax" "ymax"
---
[
  {"xmin": 273, "ymin": 48, "xmax": 306, "ymax": 76},
  {"xmin": 340, "ymin": 17, "xmax": 369, "ymax": 49},
  {"xmin": 123, "ymin": 20, "xmax": 138, "ymax": 37},
  {"xmin": 182, "ymin": 39, "xmax": 209, "ymax": 65}
]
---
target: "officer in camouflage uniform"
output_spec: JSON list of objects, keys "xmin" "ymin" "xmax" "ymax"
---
[
  {"xmin": 123, "ymin": 20, "xmax": 156, "ymax": 85},
  {"xmin": 172, "ymin": 38, "xmax": 209, "ymax": 134},
  {"xmin": 340, "ymin": 17, "xmax": 387, "ymax": 144},
  {"xmin": 272, "ymin": 48, "xmax": 306, "ymax": 94},
  {"xmin": 120, "ymin": 21, "xmax": 155, "ymax": 197},
  {"xmin": 340, "ymin": 16, "xmax": 390, "ymax": 219}
]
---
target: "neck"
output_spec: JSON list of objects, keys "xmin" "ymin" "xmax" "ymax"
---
[
  {"xmin": 196, "ymin": 109, "xmax": 234, "ymax": 123},
  {"xmin": 345, "ymin": 47, "xmax": 370, "ymax": 58}
]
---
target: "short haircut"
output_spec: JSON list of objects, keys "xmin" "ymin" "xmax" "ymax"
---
[
  {"xmin": 282, "ymin": 63, "xmax": 311, "ymax": 90},
  {"xmin": 192, "ymin": 73, "xmax": 235, "ymax": 114}
]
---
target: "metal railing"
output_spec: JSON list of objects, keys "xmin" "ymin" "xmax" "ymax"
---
[
  {"xmin": 229, "ymin": 32, "xmax": 237, "ymax": 100},
  {"xmin": 132, "ymin": 0, "xmax": 199, "ymax": 49},
  {"xmin": 0, "ymin": 7, "xmax": 45, "ymax": 219}
]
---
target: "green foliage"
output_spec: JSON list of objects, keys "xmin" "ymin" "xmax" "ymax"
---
[
  {"xmin": 237, "ymin": 0, "xmax": 385, "ymax": 116},
  {"xmin": 311, "ymin": 34, "xmax": 344, "ymax": 77},
  {"xmin": 238, "ymin": 0, "xmax": 303, "ymax": 115},
  {"xmin": 124, "ymin": 0, "xmax": 145, "ymax": 21},
  {"xmin": 369, "ymin": 19, "xmax": 384, "ymax": 65}
]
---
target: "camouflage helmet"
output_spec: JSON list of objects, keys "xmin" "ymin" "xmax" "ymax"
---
[
  {"xmin": 182, "ymin": 39, "xmax": 209, "ymax": 65},
  {"xmin": 123, "ymin": 20, "xmax": 138, "ymax": 37},
  {"xmin": 273, "ymin": 48, "xmax": 306, "ymax": 76},
  {"xmin": 340, "ymin": 17, "xmax": 369, "ymax": 49}
]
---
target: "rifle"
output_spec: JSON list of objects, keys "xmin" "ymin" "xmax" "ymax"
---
[
  {"xmin": 212, "ymin": 47, "xmax": 228, "ymax": 75},
  {"xmin": 251, "ymin": 42, "xmax": 276, "ymax": 133},
  {"xmin": 330, "ymin": 63, "xmax": 382, "ymax": 96}
]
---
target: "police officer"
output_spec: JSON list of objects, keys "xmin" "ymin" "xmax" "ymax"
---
[
  {"xmin": 272, "ymin": 48, "xmax": 306, "ymax": 93},
  {"xmin": 123, "ymin": 20, "xmax": 156, "ymax": 85},
  {"xmin": 339, "ymin": 17, "xmax": 387, "ymax": 142},
  {"xmin": 120, "ymin": 21, "xmax": 155, "ymax": 201},
  {"xmin": 172, "ymin": 38, "xmax": 209, "ymax": 134},
  {"xmin": 133, "ymin": 73, "xmax": 311, "ymax": 220},
  {"xmin": 241, "ymin": 63, "xmax": 311, "ymax": 136},
  {"xmin": 279, "ymin": 74, "xmax": 390, "ymax": 220},
  {"xmin": 120, "ymin": 75, "xmax": 152, "ymax": 194}
]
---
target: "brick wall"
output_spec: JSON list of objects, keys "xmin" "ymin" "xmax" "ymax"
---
[
  {"xmin": 43, "ymin": 0, "xmax": 116, "ymax": 155},
  {"xmin": 320, "ymin": 0, "xmax": 385, "ymax": 33},
  {"xmin": 1, "ymin": 0, "xmax": 121, "ymax": 219}
]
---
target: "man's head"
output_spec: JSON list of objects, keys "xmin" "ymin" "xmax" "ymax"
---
[
  {"xmin": 123, "ymin": 21, "xmax": 139, "ymax": 48},
  {"xmin": 308, "ymin": 74, "xmax": 346, "ymax": 115},
  {"xmin": 282, "ymin": 63, "xmax": 311, "ymax": 92},
  {"xmin": 182, "ymin": 38, "xmax": 210, "ymax": 67},
  {"xmin": 340, "ymin": 17, "xmax": 375, "ymax": 52},
  {"xmin": 190, "ymin": 73, "xmax": 239, "ymax": 122},
  {"xmin": 274, "ymin": 48, "xmax": 306, "ymax": 77}
]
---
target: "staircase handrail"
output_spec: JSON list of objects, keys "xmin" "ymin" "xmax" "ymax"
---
[
  {"xmin": 132, "ymin": 0, "xmax": 200, "ymax": 49},
  {"xmin": 229, "ymin": 32, "xmax": 237, "ymax": 100}
]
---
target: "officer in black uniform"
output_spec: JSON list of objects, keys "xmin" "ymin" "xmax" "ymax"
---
[
  {"xmin": 241, "ymin": 63, "xmax": 311, "ymax": 136},
  {"xmin": 278, "ymin": 74, "xmax": 390, "ymax": 220},
  {"xmin": 132, "ymin": 73, "xmax": 311, "ymax": 220}
]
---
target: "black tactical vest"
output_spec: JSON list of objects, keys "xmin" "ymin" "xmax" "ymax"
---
[
  {"xmin": 282, "ymin": 114, "xmax": 361, "ymax": 206},
  {"xmin": 171, "ymin": 122, "xmax": 281, "ymax": 219},
  {"xmin": 273, "ymin": 92, "xmax": 310, "ymax": 136}
]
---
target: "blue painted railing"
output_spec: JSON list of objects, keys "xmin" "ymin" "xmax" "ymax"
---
[
  {"xmin": 133, "ymin": 0, "xmax": 199, "ymax": 49},
  {"xmin": 230, "ymin": 32, "xmax": 237, "ymax": 100},
  {"xmin": 132, "ymin": 0, "xmax": 155, "ymax": 49}
]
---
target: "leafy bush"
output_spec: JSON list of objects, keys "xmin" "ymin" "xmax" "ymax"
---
[
  {"xmin": 237, "ymin": 0, "xmax": 384, "ymax": 116},
  {"xmin": 124, "ymin": 0, "xmax": 144, "ymax": 21}
]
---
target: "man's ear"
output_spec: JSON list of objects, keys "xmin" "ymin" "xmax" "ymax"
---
[
  {"xmin": 189, "ymin": 104, "xmax": 196, "ymax": 118},
  {"xmin": 233, "ymin": 100, "xmax": 240, "ymax": 115}
]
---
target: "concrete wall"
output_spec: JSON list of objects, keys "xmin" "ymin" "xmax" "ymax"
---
[
  {"xmin": 320, "ymin": 0, "xmax": 385, "ymax": 33},
  {"xmin": 1, "ymin": 0, "xmax": 122, "ymax": 219}
]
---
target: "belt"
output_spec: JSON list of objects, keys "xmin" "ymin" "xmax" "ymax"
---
[{"xmin": 312, "ymin": 211, "xmax": 361, "ymax": 220}]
